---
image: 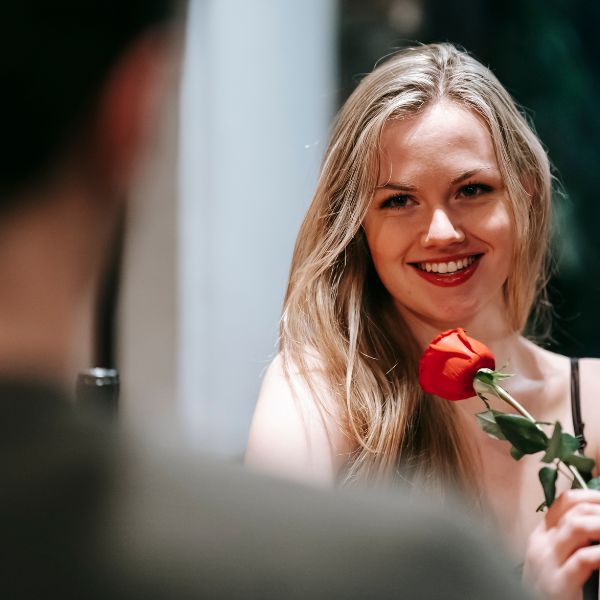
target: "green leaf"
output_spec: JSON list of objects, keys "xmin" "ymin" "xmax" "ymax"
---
[
  {"xmin": 495, "ymin": 414, "xmax": 549, "ymax": 454},
  {"xmin": 510, "ymin": 446, "xmax": 525, "ymax": 461},
  {"xmin": 474, "ymin": 369, "xmax": 496, "ymax": 386},
  {"xmin": 476, "ymin": 409, "xmax": 507, "ymax": 441},
  {"xmin": 587, "ymin": 477, "xmax": 600, "ymax": 491},
  {"xmin": 541, "ymin": 423, "xmax": 581, "ymax": 463},
  {"xmin": 474, "ymin": 368, "xmax": 512, "ymax": 385},
  {"xmin": 539, "ymin": 466, "xmax": 558, "ymax": 507},
  {"xmin": 559, "ymin": 434, "xmax": 582, "ymax": 457},
  {"xmin": 541, "ymin": 422, "xmax": 562, "ymax": 463},
  {"xmin": 563, "ymin": 453, "xmax": 596, "ymax": 474}
]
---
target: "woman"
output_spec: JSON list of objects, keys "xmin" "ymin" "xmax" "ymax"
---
[{"xmin": 246, "ymin": 43, "xmax": 600, "ymax": 598}]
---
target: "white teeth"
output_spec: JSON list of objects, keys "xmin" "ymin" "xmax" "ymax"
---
[{"xmin": 417, "ymin": 256, "xmax": 477, "ymax": 273}]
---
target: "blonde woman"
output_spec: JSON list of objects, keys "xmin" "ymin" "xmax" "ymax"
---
[{"xmin": 246, "ymin": 44, "xmax": 600, "ymax": 599}]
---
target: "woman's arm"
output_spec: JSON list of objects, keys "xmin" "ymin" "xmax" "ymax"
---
[{"xmin": 245, "ymin": 353, "xmax": 354, "ymax": 486}]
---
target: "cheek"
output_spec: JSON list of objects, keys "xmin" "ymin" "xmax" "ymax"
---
[
  {"xmin": 488, "ymin": 203, "xmax": 512, "ymax": 231},
  {"xmin": 487, "ymin": 206, "xmax": 514, "ymax": 252},
  {"xmin": 363, "ymin": 223, "xmax": 412, "ymax": 298},
  {"xmin": 467, "ymin": 202, "xmax": 513, "ymax": 253},
  {"xmin": 363, "ymin": 219, "xmax": 408, "ymax": 262},
  {"xmin": 477, "ymin": 207, "xmax": 515, "ymax": 278}
]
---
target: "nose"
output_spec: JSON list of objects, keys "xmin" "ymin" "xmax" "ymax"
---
[{"xmin": 421, "ymin": 208, "xmax": 465, "ymax": 247}]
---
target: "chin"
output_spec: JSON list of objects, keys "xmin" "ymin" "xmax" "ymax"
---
[
  {"xmin": 422, "ymin": 306, "xmax": 482, "ymax": 331},
  {"xmin": 395, "ymin": 295, "xmax": 496, "ymax": 332}
]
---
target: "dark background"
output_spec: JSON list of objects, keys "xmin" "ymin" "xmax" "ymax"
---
[{"xmin": 339, "ymin": 0, "xmax": 600, "ymax": 357}]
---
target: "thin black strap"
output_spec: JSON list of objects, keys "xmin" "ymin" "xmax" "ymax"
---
[
  {"xmin": 570, "ymin": 357, "xmax": 587, "ymax": 450},
  {"xmin": 570, "ymin": 358, "xmax": 598, "ymax": 600}
]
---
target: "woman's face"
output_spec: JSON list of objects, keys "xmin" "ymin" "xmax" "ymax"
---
[{"xmin": 362, "ymin": 100, "xmax": 514, "ymax": 333}]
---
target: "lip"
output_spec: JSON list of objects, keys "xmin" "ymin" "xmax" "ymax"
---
[
  {"xmin": 410, "ymin": 252, "xmax": 481, "ymax": 264},
  {"xmin": 409, "ymin": 254, "xmax": 482, "ymax": 288}
]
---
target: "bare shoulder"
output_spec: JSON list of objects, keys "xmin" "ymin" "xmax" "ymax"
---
[
  {"xmin": 577, "ymin": 358, "xmax": 600, "ymax": 467},
  {"xmin": 245, "ymin": 352, "xmax": 354, "ymax": 485},
  {"xmin": 577, "ymin": 357, "xmax": 600, "ymax": 408},
  {"xmin": 578, "ymin": 357, "xmax": 600, "ymax": 388},
  {"xmin": 518, "ymin": 339, "xmax": 570, "ymax": 407}
]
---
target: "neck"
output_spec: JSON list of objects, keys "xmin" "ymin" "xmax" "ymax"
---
[
  {"xmin": 0, "ymin": 180, "xmax": 118, "ymax": 388},
  {"xmin": 398, "ymin": 301, "xmax": 548, "ymax": 417},
  {"xmin": 398, "ymin": 300, "xmax": 526, "ymax": 366}
]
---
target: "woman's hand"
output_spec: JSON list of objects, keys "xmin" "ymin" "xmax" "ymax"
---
[{"xmin": 523, "ymin": 489, "xmax": 600, "ymax": 600}]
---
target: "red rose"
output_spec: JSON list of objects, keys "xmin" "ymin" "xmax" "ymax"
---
[{"xmin": 418, "ymin": 328, "xmax": 496, "ymax": 401}]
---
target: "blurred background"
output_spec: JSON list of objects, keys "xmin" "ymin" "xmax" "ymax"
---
[{"xmin": 114, "ymin": 0, "xmax": 600, "ymax": 458}]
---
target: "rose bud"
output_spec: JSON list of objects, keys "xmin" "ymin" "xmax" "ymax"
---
[{"xmin": 418, "ymin": 328, "xmax": 496, "ymax": 401}]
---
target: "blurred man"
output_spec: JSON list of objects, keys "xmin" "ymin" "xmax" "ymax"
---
[{"xmin": 0, "ymin": 2, "xmax": 531, "ymax": 598}]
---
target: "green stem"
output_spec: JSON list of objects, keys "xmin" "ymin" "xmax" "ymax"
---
[
  {"xmin": 478, "ymin": 377, "xmax": 589, "ymax": 491},
  {"xmin": 490, "ymin": 383, "xmax": 537, "ymax": 424},
  {"xmin": 557, "ymin": 460, "xmax": 587, "ymax": 489},
  {"xmin": 568, "ymin": 464, "xmax": 588, "ymax": 489}
]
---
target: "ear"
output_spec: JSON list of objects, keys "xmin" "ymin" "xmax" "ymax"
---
[{"xmin": 92, "ymin": 29, "xmax": 174, "ymax": 191}]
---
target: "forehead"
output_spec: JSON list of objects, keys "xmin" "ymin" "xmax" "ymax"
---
[{"xmin": 378, "ymin": 100, "xmax": 498, "ymax": 179}]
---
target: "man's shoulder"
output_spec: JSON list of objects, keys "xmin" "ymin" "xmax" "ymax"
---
[
  {"xmin": 104, "ymin": 441, "xmax": 530, "ymax": 599},
  {"xmin": 0, "ymin": 382, "xmax": 531, "ymax": 600}
]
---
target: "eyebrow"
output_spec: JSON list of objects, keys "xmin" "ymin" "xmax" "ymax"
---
[{"xmin": 376, "ymin": 167, "xmax": 498, "ymax": 191}]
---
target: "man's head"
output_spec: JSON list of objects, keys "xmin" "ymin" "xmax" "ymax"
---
[
  {"xmin": 1, "ymin": 1, "xmax": 175, "ymax": 202},
  {"xmin": 0, "ymin": 1, "xmax": 177, "ymax": 383}
]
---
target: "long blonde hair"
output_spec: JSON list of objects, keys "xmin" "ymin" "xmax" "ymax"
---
[{"xmin": 280, "ymin": 43, "xmax": 552, "ymax": 494}]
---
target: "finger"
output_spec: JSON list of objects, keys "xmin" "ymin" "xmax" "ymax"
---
[
  {"xmin": 547, "ymin": 490, "xmax": 600, "ymax": 528},
  {"xmin": 559, "ymin": 543, "xmax": 600, "ymax": 590},
  {"xmin": 554, "ymin": 513, "xmax": 600, "ymax": 564},
  {"xmin": 524, "ymin": 520, "xmax": 559, "ymax": 576}
]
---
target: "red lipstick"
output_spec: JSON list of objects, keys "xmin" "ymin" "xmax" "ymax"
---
[{"xmin": 411, "ymin": 256, "xmax": 481, "ymax": 288}]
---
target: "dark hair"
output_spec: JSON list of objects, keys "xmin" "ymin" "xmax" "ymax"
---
[{"xmin": 1, "ymin": 0, "xmax": 175, "ymax": 200}]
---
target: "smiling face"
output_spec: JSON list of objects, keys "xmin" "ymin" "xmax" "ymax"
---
[{"xmin": 362, "ymin": 100, "xmax": 514, "ymax": 336}]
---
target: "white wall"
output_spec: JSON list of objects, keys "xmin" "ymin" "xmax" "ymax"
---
[
  {"xmin": 118, "ymin": 65, "xmax": 179, "ymax": 435},
  {"xmin": 120, "ymin": 0, "xmax": 337, "ymax": 457}
]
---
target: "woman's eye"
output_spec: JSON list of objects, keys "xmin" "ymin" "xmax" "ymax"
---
[
  {"xmin": 381, "ymin": 194, "xmax": 415, "ymax": 209},
  {"xmin": 458, "ymin": 183, "xmax": 492, "ymax": 198}
]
